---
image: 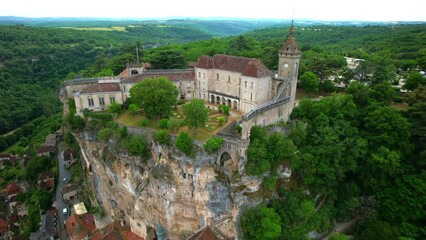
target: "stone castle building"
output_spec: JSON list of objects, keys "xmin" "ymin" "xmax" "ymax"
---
[
  {"xmin": 66, "ymin": 23, "xmax": 301, "ymax": 239},
  {"xmin": 66, "ymin": 23, "xmax": 300, "ymax": 139}
]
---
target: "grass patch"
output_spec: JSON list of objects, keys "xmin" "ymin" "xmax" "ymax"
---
[
  {"xmin": 67, "ymin": 26, "xmax": 127, "ymax": 31},
  {"xmin": 1, "ymin": 142, "xmax": 23, "ymax": 154},
  {"xmin": 115, "ymin": 107, "xmax": 229, "ymax": 142},
  {"xmin": 391, "ymin": 102, "xmax": 409, "ymax": 111}
]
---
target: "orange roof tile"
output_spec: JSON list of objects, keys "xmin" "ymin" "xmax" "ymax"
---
[
  {"xmin": 80, "ymin": 83, "xmax": 121, "ymax": 94},
  {"xmin": 196, "ymin": 54, "xmax": 271, "ymax": 78},
  {"xmin": 121, "ymin": 69, "xmax": 195, "ymax": 84}
]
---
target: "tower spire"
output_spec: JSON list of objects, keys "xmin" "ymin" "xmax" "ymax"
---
[{"xmin": 289, "ymin": 19, "xmax": 295, "ymax": 37}]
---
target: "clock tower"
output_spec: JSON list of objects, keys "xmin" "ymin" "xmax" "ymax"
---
[{"xmin": 278, "ymin": 21, "xmax": 301, "ymax": 104}]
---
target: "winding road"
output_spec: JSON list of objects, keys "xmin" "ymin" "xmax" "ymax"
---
[{"xmin": 54, "ymin": 139, "xmax": 71, "ymax": 239}]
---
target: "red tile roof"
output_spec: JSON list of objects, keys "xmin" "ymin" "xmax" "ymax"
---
[
  {"xmin": 118, "ymin": 68, "xmax": 129, "ymax": 77},
  {"xmin": 187, "ymin": 226, "xmax": 220, "ymax": 240},
  {"xmin": 38, "ymin": 172, "xmax": 54, "ymax": 182},
  {"xmin": 62, "ymin": 184, "xmax": 78, "ymax": 194},
  {"xmin": 0, "ymin": 219, "xmax": 7, "ymax": 234},
  {"xmin": 80, "ymin": 83, "xmax": 121, "ymax": 94},
  {"xmin": 64, "ymin": 148, "xmax": 77, "ymax": 161},
  {"xmin": 39, "ymin": 178, "xmax": 55, "ymax": 190},
  {"xmin": 5, "ymin": 182, "xmax": 21, "ymax": 196},
  {"xmin": 36, "ymin": 145, "xmax": 56, "ymax": 154},
  {"xmin": 121, "ymin": 69, "xmax": 195, "ymax": 84},
  {"xmin": 65, "ymin": 213, "xmax": 97, "ymax": 240},
  {"xmin": 0, "ymin": 153, "xmax": 12, "ymax": 159},
  {"xmin": 196, "ymin": 54, "xmax": 272, "ymax": 78}
]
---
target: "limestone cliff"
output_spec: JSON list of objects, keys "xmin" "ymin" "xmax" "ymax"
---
[{"xmin": 74, "ymin": 127, "xmax": 269, "ymax": 240}]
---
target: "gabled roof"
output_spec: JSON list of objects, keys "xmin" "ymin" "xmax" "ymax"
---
[
  {"xmin": 187, "ymin": 226, "xmax": 220, "ymax": 240},
  {"xmin": 5, "ymin": 182, "xmax": 21, "ymax": 196},
  {"xmin": 36, "ymin": 145, "xmax": 56, "ymax": 154},
  {"xmin": 196, "ymin": 54, "xmax": 272, "ymax": 78},
  {"xmin": 64, "ymin": 148, "xmax": 77, "ymax": 161},
  {"xmin": 0, "ymin": 153, "xmax": 12, "ymax": 159},
  {"xmin": 62, "ymin": 184, "xmax": 78, "ymax": 194},
  {"xmin": 0, "ymin": 219, "xmax": 7, "ymax": 234},
  {"xmin": 120, "ymin": 69, "xmax": 195, "ymax": 84},
  {"xmin": 65, "ymin": 213, "xmax": 96, "ymax": 240},
  {"xmin": 38, "ymin": 172, "xmax": 54, "ymax": 181},
  {"xmin": 39, "ymin": 179, "xmax": 55, "ymax": 190},
  {"xmin": 80, "ymin": 83, "xmax": 121, "ymax": 94}
]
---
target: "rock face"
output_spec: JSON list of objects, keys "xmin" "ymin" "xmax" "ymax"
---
[{"xmin": 75, "ymin": 129, "xmax": 257, "ymax": 240}]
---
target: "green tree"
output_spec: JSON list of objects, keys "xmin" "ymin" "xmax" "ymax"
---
[
  {"xmin": 203, "ymin": 137, "xmax": 224, "ymax": 153},
  {"xmin": 246, "ymin": 139, "xmax": 269, "ymax": 175},
  {"xmin": 123, "ymin": 134, "xmax": 147, "ymax": 156},
  {"xmin": 320, "ymin": 80, "xmax": 337, "ymax": 93},
  {"xmin": 128, "ymin": 103, "xmax": 138, "ymax": 115},
  {"xmin": 300, "ymin": 71, "xmax": 319, "ymax": 94},
  {"xmin": 37, "ymin": 189, "xmax": 53, "ymax": 210},
  {"xmin": 97, "ymin": 128, "xmax": 112, "ymax": 141},
  {"xmin": 356, "ymin": 221, "xmax": 399, "ymax": 240},
  {"xmin": 107, "ymin": 101, "xmax": 121, "ymax": 114},
  {"xmin": 345, "ymin": 81, "xmax": 370, "ymax": 107},
  {"xmin": 240, "ymin": 204, "xmax": 282, "ymax": 240},
  {"xmin": 329, "ymin": 234, "xmax": 349, "ymax": 240},
  {"xmin": 150, "ymin": 49, "xmax": 186, "ymax": 69},
  {"xmin": 403, "ymin": 71, "xmax": 426, "ymax": 91},
  {"xmin": 167, "ymin": 117, "xmax": 180, "ymax": 132},
  {"xmin": 369, "ymin": 81, "xmax": 396, "ymax": 104},
  {"xmin": 154, "ymin": 129, "xmax": 170, "ymax": 145},
  {"xmin": 130, "ymin": 77, "xmax": 178, "ymax": 119},
  {"xmin": 175, "ymin": 132, "xmax": 193, "ymax": 156},
  {"xmin": 183, "ymin": 99, "xmax": 209, "ymax": 134}
]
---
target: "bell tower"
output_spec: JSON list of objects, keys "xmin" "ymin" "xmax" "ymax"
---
[{"xmin": 278, "ymin": 21, "xmax": 301, "ymax": 104}]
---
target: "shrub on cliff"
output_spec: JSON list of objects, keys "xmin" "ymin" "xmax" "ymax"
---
[
  {"xmin": 123, "ymin": 134, "xmax": 148, "ymax": 156},
  {"xmin": 203, "ymin": 137, "xmax": 224, "ymax": 153},
  {"xmin": 154, "ymin": 129, "xmax": 170, "ymax": 145},
  {"xmin": 175, "ymin": 132, "xmax": 193, "ymax": 156}
]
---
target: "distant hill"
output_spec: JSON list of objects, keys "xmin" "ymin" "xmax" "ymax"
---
[{"xmin": 0, "ymin": 16, "xmax": 284, "ymax": 36}]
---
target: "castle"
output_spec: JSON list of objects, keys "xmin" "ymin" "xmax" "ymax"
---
[
  {"xmin": 65, "ymin": 23, "xmax": 300, "ymax": 141},
  {"xmin": 66, "ymin": 24, "xmax": 301, "ymax": 239}
]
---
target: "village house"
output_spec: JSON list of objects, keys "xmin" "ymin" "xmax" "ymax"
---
[
  {"xmin": 5, "ymin": 182, "xmax": 21, "ymax": 209},
  {"xmin": 16, "ymin": 203, "xmax": 28, "ymax": 218},
  {"xmin": 0, "ymin": 217, "xmax": 7, "ymax": 240},
  {"xmin": 38, "ymin": 172, "xmax": 55, "ymax": 190},
  {"xmin": 36, "ymin": 145, "xmax": 56, "ymax": 157},
  {"xmin": 61, "ymin": 184, "xmax": 78, "ymax": 202},
  {"xmin": 63, "ymin": 148, "xmax": 77, "ymax": 168},
  {"xmin": 65, "ymin": 213, "xmax": 96, "ymax": 240},
  {"xmin": 29, "ymin": 209, "xmax": 58, "ymax": 240}
]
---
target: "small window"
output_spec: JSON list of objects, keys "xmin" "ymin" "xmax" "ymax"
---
[
  {"xmin": 198, "ymin": 72, "xmax": 201, "ymax": 78},
  {"xmin": 203, "ymin": 73, "xmax": 206, "ymax": 79},
  {"xmin": 123, "ymin": 85, "xmax": 126, "ymax": 91},
  {"xmin": 251, "ymin": 82, "xmax": 254, "ymax": 89},
  {"xmin": 250, "ymin": 93, "xmax": 253, "ymax": 101},
  {"xmin": 88, "ymin": 97, "xmax": 94, "ymax": 107},
  {"xmin": 110, "ymin": 96, "xmax": 115, "ymax": 103},
  {"xmin": 239, "ymin": 78, "xmax": 241, "ymax": 85},
  {"xmin": 99, "ymin": 97, "xmax": 105, "ymax": 106},
  {"xmin": 245, "ymin": 81, "xmax": 247, "ymax": 88},
  {"xmin": 216, "ymin": 73, "xmax": 219, "ymax": 80},
  {"xmin": 227, "ymin": 76, "xmax": 231, "ymax": 82},
  {"xmin": 137, "ymin": 223, "xmax": 141, "ymax": 227}
]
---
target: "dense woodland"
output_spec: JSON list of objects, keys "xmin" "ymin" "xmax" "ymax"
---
[{"xmin": 0, "ymin": 21, "xmax": 425, "ymax": 239}]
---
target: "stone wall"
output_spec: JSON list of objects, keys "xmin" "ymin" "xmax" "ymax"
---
[{"xmin": 75, "ymin": 128, "xmax": 249, "ymax": 240}]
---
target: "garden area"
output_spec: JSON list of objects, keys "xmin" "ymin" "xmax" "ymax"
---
[{"xmin": 115, "ymin": 102, "xmax": 239, "ymax": 141}]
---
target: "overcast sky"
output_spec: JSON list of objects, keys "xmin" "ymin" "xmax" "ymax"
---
[{"xmin": 1, "ymin": 0, "xmax": 425, "ymax": 22}]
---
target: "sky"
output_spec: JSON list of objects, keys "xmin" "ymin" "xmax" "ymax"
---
[{"xmin": 1, "ymin": 0, "xmax": 425, "ymax": 22}]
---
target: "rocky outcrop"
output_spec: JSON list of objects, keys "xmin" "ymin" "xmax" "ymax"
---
[{"xmin": 74, "ymin": 129, "xmax": 262, "ymax": 240}]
